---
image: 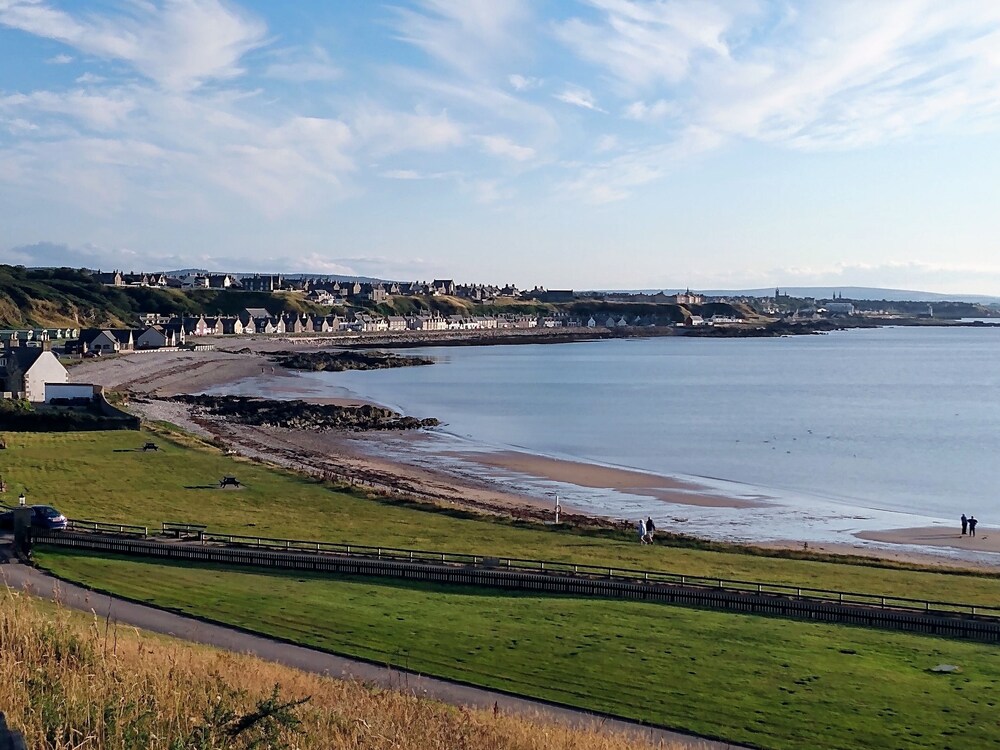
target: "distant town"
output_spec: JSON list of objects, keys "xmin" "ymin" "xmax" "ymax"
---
[{"xmin": 1, "ymin": 264, "xmax": 996, "ymax": 405}]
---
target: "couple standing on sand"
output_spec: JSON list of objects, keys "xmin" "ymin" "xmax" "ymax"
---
[
  {"xmin": 961, "ymin": 514, "xmax": 979, "ymax": 537},
  {"xmin": 638, "ymin": 517, "xmax": 656, "ymax": 544}
]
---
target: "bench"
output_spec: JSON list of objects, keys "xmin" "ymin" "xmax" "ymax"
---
[
  {"xmin": 219, "ymin": 476, "xmax": 241, "ymax": 488},
  {"xmin": 141, "ymin": 442, "xmax": 159, "ymax": 452},
  {"xmin": 162, "ymin": 521, "xmax": 208, "ymax": 540}
]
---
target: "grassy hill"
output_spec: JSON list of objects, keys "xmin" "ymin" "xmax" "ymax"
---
[
  {"xmin": 0, "ymin": 265, "xmax": 751, "ymax": 329},
  {"xmin": 0, "ymin": 266, "xmax": 329, "ymax": 328}
]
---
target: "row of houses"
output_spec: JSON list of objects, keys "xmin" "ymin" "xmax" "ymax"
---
[
  {"xmin": 73, "ymin": 309, "xmax": 587, "ymax": 354},
  {"xmin": 585, "ymin": 313, "xmax": 743, "ymax": 328},
  {"xmin": 95, "ymin": 269, "xmax": 570, "ymax": 304},
  {"xmin": 76, "ymin": 303, "xmax": 752, "ymax": 355},
  {"xmin": 1, "ymin": 327, "xmax": 81, "ymax": 343}
]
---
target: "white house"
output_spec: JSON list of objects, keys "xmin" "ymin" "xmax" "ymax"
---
[
  {"xmin": 135, "ymin": 326, "xmax": 169, "ymax": 349},
  {"xmin": 0, "ymin": 346, "xmax": 69, "ymax": 402}
]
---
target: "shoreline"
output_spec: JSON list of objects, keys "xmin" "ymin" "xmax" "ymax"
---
[
  {"xmin": 70, "ymin": 344, "xmax": 1000, "ymax": 569},
  {"xmin": 453, "ymin": 450, "xmax": 767, "ymax": 509},
  {"xmin": 856, "ymin": 526, "xmax": 1000, "ymax": 554}
]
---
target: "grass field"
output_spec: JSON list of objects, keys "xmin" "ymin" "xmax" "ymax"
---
[
  {"xmin": 4, "ymin": 429, "xmax": 1000, "ymax": 605},
  {"xmin": 34, "ymin": 548, "xmax": 1000, "ymax": 750},
  {"xmin": 2, "ymin": 588, "xmax": 664, "ymax": 750}
]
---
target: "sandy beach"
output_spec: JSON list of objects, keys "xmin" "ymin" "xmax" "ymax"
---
[
  {"xmin": 856, "ymin": 526, "xmax": 1000, "ymax": 554},
  {"xmin": 69, "ymin": 344, "xmax": 1000, "ymax": 567}
]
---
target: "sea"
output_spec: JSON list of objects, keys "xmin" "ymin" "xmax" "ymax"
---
[{"xmin": 212, "ymin": 325, "xmax": 1000, "ymax": 558}]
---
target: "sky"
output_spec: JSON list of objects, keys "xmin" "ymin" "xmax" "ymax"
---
[{"xmin": 2, "ymin": 1, "xmax": 1000, "ymax": 292}]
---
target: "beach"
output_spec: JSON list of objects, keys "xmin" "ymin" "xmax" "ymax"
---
[{"xmin": 70, "ymin": 341, "xmax": 1000, "ymax": 568}]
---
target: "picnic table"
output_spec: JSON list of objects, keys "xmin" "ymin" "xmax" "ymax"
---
[
  {"xmin": 162, "ymin": 521, "xmax": 208, "ymax": 539},
  {"xmin": 141, "ymin": 442, "xmax": 159, "ymax": 452},
  {"xmin": 219, "ymin": 475, "xmax": 241, "ymax": 488}
]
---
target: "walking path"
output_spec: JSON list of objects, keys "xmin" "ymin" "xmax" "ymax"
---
[{"xmin": 0, "ymin": 547, "xmax": 744, "ymax": 750}]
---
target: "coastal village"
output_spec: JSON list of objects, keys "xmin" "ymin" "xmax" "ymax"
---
[
  {"xmin": 0, "ymin": 266, "xmax": 989, "ymax": 404},
  {"xmin": 0, "ymin": 268, "xmax": 739, "ymax": 404}
]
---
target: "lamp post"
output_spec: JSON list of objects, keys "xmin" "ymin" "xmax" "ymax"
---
[{"xmin": 17, "ymin": 491, "xmax": 25, "ymax": 507}]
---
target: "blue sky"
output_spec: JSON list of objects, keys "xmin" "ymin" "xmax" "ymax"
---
[{"xmin": 2, "ymin": 1, "xmax": 1000, "ymax": 292}]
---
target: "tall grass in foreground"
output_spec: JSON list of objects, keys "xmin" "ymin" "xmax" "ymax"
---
[{"xmin": 0, "ymin": 589, "xmax": 679, "ymax": 750}]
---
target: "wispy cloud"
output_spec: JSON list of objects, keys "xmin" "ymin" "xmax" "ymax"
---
[
  {"xmin": 477, "ymin": 134, "xmax": 534, "ymax": 161},
  {"xmin": 623, "ymin": 99, "xmax": 677, "ymax": 122},
  {"xmin": 263, "ymin": 45, "xmax": 341, "ymax": 82},
  {"xmin": 45, "ymin": 53, "xmax": 72, "ymax": 64},
  {"xmin": 391, "ymin": 0, "xmax": 530, "ymax": 74},
  {"xmin": 0, "ymin": 0, "xmax": 267, "ymax": 91},
  {"xmin": 705, "ymin": 260, "xmax": 1000, "ymax": 296},
  {"xmin": 0, "ymin": 88, "xmax": 137, "ymax": 131},
  {"xmin": 3, "ymin": 241, "xmax": 120, "ymax": 268},
  {"xmin": 554, "ymin": 0, "xmax": 736, "ymax": 92},
  {"xmin": 352, "ymin": 106, "xmax": 464, "ymax": 155},
  {"xmin": 557, "ymin": 0, "xmax": 1000, "ymax": 151},
  {"xmin": 561, "ymin": 126, "xmax": 722, "ymax": 203},
  {"xmin": 554, "ymin": 85, "xmax": 605, "ymax": 112},
  {"xmin": 508, "ymin": 73, "xmax": 539, "ymax": 91}
]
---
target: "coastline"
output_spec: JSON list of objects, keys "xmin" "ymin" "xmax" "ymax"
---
[{"xmin": 69, "ymin": 341, "xmax": 1000, "ymax": 569}]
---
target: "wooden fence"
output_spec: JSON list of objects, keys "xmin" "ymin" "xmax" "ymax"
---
[{"xmin": 34, "ymin": 530, "xmax": 1000, "ymax": 642}]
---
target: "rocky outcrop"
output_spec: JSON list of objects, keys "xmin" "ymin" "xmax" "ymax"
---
[
  {"xmin": 171, "ymin": 394, "xmax": 439, "ymax": 431},
  {"xmin": 679, "ymin": 318, "xmax": 878, "ymax": 337},
  {"xmin": 271, "ymin": 349, "xmax": 434, "ymax": 372}
]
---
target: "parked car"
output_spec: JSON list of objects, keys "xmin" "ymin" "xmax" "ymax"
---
[{"xmin": 0, "ymin": 505, "xmax": 68, "ymax": 531}]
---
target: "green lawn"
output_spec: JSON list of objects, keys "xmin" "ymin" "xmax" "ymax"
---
[
  {"xmin": 5, "ymin": 429, "xmax": 1000, "ymax": 605},
  {"xmin": 36, "ymin": 549, "xmax": 1000, "ymax": 750}
]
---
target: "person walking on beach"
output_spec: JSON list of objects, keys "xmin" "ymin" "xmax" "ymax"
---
[
  {"xmin": 961, "ymin": 514, "xmax": 968, "ymax": 535},
  {"xmin": 646, "ymin": 516, "xmax": 656, "ymax": 543},
  {"xmin": 637, "ymin": 518, "xmax": 647, "ymax": 544},
  {"xmin": 969, "ymin": 516, "xmax": 978, "ymax": 537}
]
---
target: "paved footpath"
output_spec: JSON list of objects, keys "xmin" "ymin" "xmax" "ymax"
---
[{"xmin": 0, "ymin": 548, "xmax": 747, "ymax": 749}]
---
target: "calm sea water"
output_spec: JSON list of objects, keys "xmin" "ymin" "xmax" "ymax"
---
[{"xmin": 219, "ymin": 326, "xmax": 1000, "ymax": 551}]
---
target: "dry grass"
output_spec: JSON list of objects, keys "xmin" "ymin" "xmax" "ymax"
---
[{"xmin": 0, "ymin": 589, "xmax": 681, "ymax": 750}]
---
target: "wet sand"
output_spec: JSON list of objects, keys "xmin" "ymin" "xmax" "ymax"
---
[
  {"xmin": 856, "ymin": 526, "xmax": 1000, "ymax": 555},
  {"xmin": 456, "ymin": 451, "xmax": 767, "ymax": 509},
  {"xmin": 756, "ymin": 538, "xmax": 1000, "ymax": 571}
]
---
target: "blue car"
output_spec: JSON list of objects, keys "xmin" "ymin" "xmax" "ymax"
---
[{"xmin": 0, "ymin": 505, "xmax": 68, "ymax": 531}]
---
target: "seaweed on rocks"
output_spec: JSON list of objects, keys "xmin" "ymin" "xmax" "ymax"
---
[
  {"xmin": 170, "ymin": 394, "xmax": 439, "ymax": 431},
  {"xmin": 271, "ymin": 350, "xmax": 433, "ymax": 372}
]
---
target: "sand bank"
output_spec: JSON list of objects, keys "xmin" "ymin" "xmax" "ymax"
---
[
  {"xmin": 856, "ymin": 526, "xmax": 1000, "ymax": 555},
  {"xmin": 456, "ymin": 451, "xmax": 766, "ymax": 509}
]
